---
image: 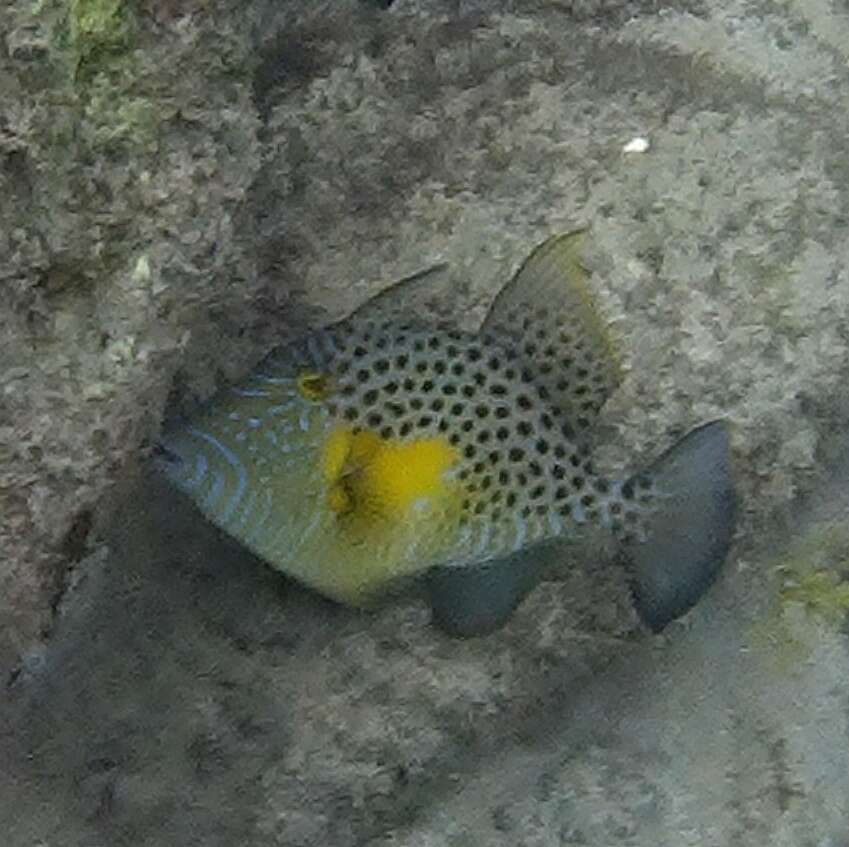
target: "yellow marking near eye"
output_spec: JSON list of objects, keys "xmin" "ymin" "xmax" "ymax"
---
[
  {"xmin": 297, "ymin": 370, "xmax": 333, "ymax": 401},
  {"xmin": 321, "ymin": 426, "xmax": 458, "ymax": 520}
]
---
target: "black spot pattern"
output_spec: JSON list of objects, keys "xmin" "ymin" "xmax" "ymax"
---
[{"xmin": 276, "ymin": 316, "xmax": 646, "ymax": 557}]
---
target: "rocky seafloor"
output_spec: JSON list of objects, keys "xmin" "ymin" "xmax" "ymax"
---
[{"xmin": 2, "ymin": 0, "xmax": 849, "ymax": 844}]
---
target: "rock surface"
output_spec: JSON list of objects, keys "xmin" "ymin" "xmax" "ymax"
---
[{"xmin": 2, "ymin": 0, "xmax": 849, "ymax": 844}]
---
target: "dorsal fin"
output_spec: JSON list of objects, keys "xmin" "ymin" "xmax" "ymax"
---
[
  {"xmin": 480, "ymin": 231, "xmax": 622, "ymax": 432},
  {"xmin": 346, "ymin": 262, "xmax": 455, "ymax": 326}
]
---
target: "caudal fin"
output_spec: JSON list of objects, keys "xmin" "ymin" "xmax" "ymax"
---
[{"xmin": 624, "ymin": 420, "xmax": 737, "ymax": 632}]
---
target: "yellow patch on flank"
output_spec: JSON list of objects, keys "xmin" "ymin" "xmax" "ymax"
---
[
  {"xmin": 321, "ymin": 427, "xmax": 356, "ymax": 482},
  {"xmin": 321, "ymin": 426, "xmax": 458, "ymax": 520},
  {"xmin": 297, "ymin": 370, "xmax": 333, "ymax": 402}
]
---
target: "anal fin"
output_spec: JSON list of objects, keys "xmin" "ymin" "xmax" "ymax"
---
[
  {"xmin": 427, "ymin": 554, "xmax": 545, "ymax": 637},
  {"xmin": 424, "ymin": 541, "xmax": 575, "ymax": 636}
]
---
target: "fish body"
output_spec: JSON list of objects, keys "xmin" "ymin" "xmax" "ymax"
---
[{"xmin": 158, "ymin": 233, "xmax": 737, "ymax": 634}]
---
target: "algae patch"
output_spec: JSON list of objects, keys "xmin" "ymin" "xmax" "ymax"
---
[
  {"xmin": 776, "ymin": 521, "xmax": 849, "ymax": 623},
  {"xmin": 68, "ymin": 0, "xmax": 136, "ymax": 79},
  {"xmin": 749, "ymin": 521, "xmax": 849, "ymax": 672},
  {"xmin": 780, "ymin": 567, "xmax": 849, "ymax": 626}
]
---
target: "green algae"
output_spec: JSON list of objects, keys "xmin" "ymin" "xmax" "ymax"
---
[
  {"xmin": 21, "ymin": 0, "xmax": 162, "ymax": 152},
  {"xmin": 780, "ymin": 568, "xmax": 849, "ymax": 625},
  {"xmin": 79, "ymin": 72, "xmax": 167, "ymax": 152},
  {"xmin": 67, "ymin": 0, "xmax": 137, "ymax": 80},
  {"xmin": 776, "ymin": 521, "xmax": 849, "ymax": 624},
  {"xmin": 67, "ymin": 1, "xmax": 166, "ymax": 152},
  {"xmin": 748, "ymin": 521, "xmax": 849, "ymax": 672}
]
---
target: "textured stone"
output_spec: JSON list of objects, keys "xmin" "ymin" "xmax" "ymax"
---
[{"xmin": 2, "ymin": 0, "xmax": 849, "ymax": 844}]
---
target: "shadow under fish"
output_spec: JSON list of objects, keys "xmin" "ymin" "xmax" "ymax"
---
[{"xmin": 155, "ymin": 232, "xmax": 737, "ymax": 636}]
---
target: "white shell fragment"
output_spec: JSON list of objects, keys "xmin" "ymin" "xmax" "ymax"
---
[{"xmin": 622, "ymin": 136, "xmax": 650, "ymax": 154}]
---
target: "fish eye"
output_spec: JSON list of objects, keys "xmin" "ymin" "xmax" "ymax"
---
[{"xmin": 297, "ymin": 371, "xmax": 333, "ymax": 401}]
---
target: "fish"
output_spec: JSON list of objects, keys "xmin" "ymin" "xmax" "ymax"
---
[{"xmin": 156, "ymin": 232, "xmax": 737, "ymax": 636}]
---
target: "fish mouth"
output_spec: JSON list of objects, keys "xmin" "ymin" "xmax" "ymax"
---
[
  {"xmin": 151, "ymin": 441, "xmax": 183, "ymax": 467},
  {"xmin": 151, "ymin": 435, "xmax": 202, "ymax": 494},
  {"xmin": 150, "ymin": 441, "xmax": 183, "ymax": 465}
]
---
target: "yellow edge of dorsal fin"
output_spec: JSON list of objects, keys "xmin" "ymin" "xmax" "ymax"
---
[
  {"xmin": 481, "ymin": 229, "xmax": 623, "ymax": 430},
  {"xmin": 538, "ymin": 231, "xmax": 623, "ymax": 378}
]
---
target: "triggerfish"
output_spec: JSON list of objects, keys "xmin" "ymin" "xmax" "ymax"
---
[{"xmin": 156, "ymin": 232, "xmax": 737, "ymax": 635}]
